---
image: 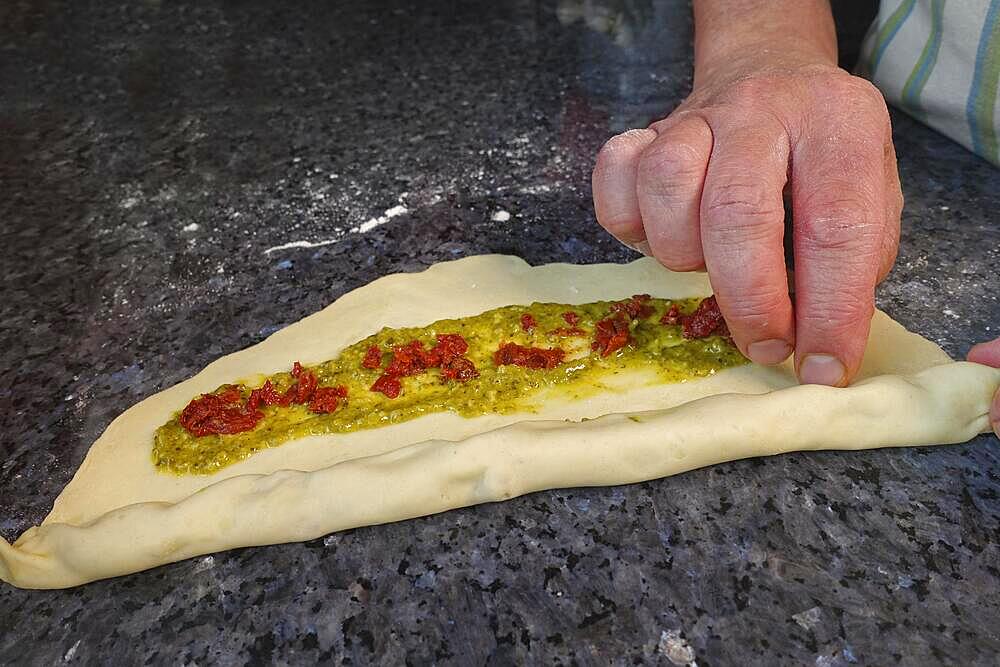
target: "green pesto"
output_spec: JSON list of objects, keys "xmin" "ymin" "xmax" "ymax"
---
[{"xmin": 153, "ymin": 298, "xmax": 747, "ymax": 475}]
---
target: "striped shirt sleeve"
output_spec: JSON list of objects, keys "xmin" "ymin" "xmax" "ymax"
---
[{"xmin": 860, "ymin": 0, "xmax": 1000, "ymax": 165}]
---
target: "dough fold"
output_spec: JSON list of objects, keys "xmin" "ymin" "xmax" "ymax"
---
[{"xmin": 2, "ymin": 255, "xmax": 997, "ymax": 589}]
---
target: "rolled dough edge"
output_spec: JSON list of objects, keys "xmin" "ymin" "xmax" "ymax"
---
[{"xmin": 2, "ymin": 360, "xmax": 997, "ymax": 589}]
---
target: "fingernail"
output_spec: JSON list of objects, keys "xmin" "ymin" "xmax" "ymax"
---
[
  {"xmin": 617, "ymin": 237, "xmax": 652, "ymax": 256},
  {"xmin": 747, "ymin": 339, "xmax": 793, "ymax": 365},
  {"xmin": 799, "ymin": 354, "xmax": 846, "ymax": 386}
]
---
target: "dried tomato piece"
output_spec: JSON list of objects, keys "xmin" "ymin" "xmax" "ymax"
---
[
  {"xmin": 258, "ymin": 380, "xmax": 294, "ymax": 407},
  {"xmin": 362, "ymin": 345, "xmax": 383, "ymax": 369},
  {"xmin": 592, "ymin": 312, "xmax": 630, "ymax": 357},
  {"xmin": 494, "ymin": 342, "xmax": 565, "ymax": 369},
  {"xmin": 610, "ymin": 294, "xmax": 654, "ymax": 320},
  {"xmin": 562, "ymin": 311, "xmax": 580, "ymax": 326},
  {"xmin": 592, "ymin": 313, "xmax": 629, "ymax": 355},
  {"xmin": 432, "ymin": 334, "xmax": 476, "ymax": 383},
  {"xmin": 520, "ymin": 313, "xmax": 537, "ymax": 332},
  {"xmin": 217, "ymin": 386, "xmax": 242, "ymax": 403},
  {"xmin": 385, "ymin": 341, "xmax": 432, "ymax": 378},
  {"xmin": 246, "ymin": 390, "xmax": 261, "ymax": 413},
  {"xmin": 270, "ymin": 361, "xmax": 319, "ymax": 406},
  {"xmin": 182, "ymin": 360, "xmax": 350, "ymax": 436},
  {"xmin": 248, "ymin": 379, "xmax": 289, "ymax": 409},
  {"xmin": 681, "ymin": 296, "xmax": 726, "ymax": 339},
  {"xmin": 179, "ymin": 395, "xmax": 220, "ymax": 436},
  {"xmin": 432, "ymin": 333, "xmax": 469, "ymax": 359},
  {"xmin": 234, "ymin": 361, "xmax": 319, "ymax": 407},
  {"xmin": 179, "ymin": 387, "xmax": 264, "ymax": 437},
  {"xmin": 308, "ymin": 385, "xmax": 348, "ymax": 414},
  {"xmin": 441, "ymin": 355, "xmax": 479, "ymax": 382},
  {"xmin": 371, "ymin": 374, "xmax": 402, "ymax": 398},
  {"xmin": 659, "ymin": 304, "xmax": 680, "ymax": 326},
  {"xmin": 370, "ymin": 334, "xmax": 475, "ymax": 397},
  {"xmin": 290, "ymin": 367, "xmax": 319, "ymax": 404}
]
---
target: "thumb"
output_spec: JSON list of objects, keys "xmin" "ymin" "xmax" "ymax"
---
[{"xmin": 967, "ymin": 339, "xmax": 1000, "ymax": 437}]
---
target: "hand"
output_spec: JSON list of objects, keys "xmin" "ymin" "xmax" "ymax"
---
[
  {"xmin": 593, "ymin": 57, "xmax": 903, "ymax": 387},
  {"xmin": 968, "ymin": 339, "xmax": 1000, "ymax": 438}
]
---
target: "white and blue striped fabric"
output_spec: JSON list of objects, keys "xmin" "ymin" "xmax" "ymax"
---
[{"xmin": 860, "ymin": 0, "xmax": 1000, "ymax": 165}]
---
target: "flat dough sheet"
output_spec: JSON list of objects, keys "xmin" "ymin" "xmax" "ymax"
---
[{"xmin": 2, "ymin": 255, "xmax": 997, "ymax": 588}]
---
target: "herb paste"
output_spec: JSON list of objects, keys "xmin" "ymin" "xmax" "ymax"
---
[{"xmin": 153, "ymin": 296, "xmax": 747, "ymax": 474}]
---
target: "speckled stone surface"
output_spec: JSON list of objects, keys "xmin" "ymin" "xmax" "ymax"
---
[{"xmin": 2, "ymin": 1, "xmax": 999, "ymax": 664}]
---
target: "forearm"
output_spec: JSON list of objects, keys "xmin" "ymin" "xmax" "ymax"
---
[{"xmin": 692, "ymin": 0, "xmax": 838, "ymax": 88}]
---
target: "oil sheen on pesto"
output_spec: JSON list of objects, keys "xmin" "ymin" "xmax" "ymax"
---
[{"xmin": 153, "ymin": 298, "xmax": 747, "ymax": 475}]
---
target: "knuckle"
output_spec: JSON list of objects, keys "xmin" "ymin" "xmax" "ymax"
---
[
  {"xmin": 828, "ymin": 76, "xmax": 890, "ymax": 123},
  {"xmin": 804, "ymin": 122, "xmax": 886, "ymax": 174},
  {"xmin": 637, "ymin": 138, "xmax": 706, "ymax": 186},
  {"xmin": 645, "ymin": 221, "xmax": 704, "ymax": 269},
  {"xmin": 597, "ymin": 131, "xmax": 637, "ymax": 159},
  {"xmin": 798, "ymin": 200, "xmax": 882, "ymax": 252},
  {"xmin": 703, "ymin": 181, "xmax": 768, "ymax": 214},
  {"xmin": 850, "ymin": 77, "xmax": 888, "ymax": 110},
  {"xmin": 651, "ymin": 239, "xmax": 705, "ymax": 271},
  {"xmin": 594, "ymin": 129, "xmax": 653, "ymax": 179},
  {"xmin": 593, "ymin": 135, "xmax": 634, "ymax": 177},
  {"xmin": 801, "ymin": 292, "xmax": 875, "ymax": 333},
  {"xmin": 702, "ymin": 182, "xmax": 783, "ymax": 239},
  {"xmin": 718, "ymin": 286, "xmax": 790, "ymax": 329},
  {"xmin": 648, "ymin": 116, "xmax": 678, "ymax": 133},
  {"xmin": 597, "ymin": 210, "xmax": 640, "ymax": 237}
]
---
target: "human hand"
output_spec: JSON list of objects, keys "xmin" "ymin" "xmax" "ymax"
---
[
  {"xmin": 593, "ymin": 55, "xmax": 902, "ymax": 387},
  {"xmin": 968, "ymin": 338, "xmax": 1000, "ymax": 438}
]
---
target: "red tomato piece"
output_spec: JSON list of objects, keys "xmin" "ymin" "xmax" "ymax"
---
[
  {"xmin": 610, "ymin": 294, "xmax": 654, "ymax": 320},
  {"xmin": 592, "ymin": 312, "xmax": 630, "ymax": 357},
  {"xmin": 371, "ymin": 374, "xmax": 402, "ymax": 398},
  {"xmin": 659, "ymin": 304, "xmax": 680, "ymax": 326},
  {"xmin": 440, "ymin": 355, "xmax": 479, "ymax": 382},
  {"xmin": 179, "ymin": 387, "xmax": 264, "ymax": 437},
  {"xmin": 681, "ymin": 296, "xmax": 726, "ymax": 339},
  {"xmin": 493, "ymin": 342, "xmax": 565, "ymax": 369},
  {"xmin": 308, "ymin": 385, "xmax": 348, "ymax": 414},
  {"xmin": 362, "ymin": 345, "xmax": 383, "ymax": 369}
]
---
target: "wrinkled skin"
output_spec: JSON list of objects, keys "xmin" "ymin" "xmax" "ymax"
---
[
  {"xmin": 592, "ymin": 0, "xmax": 996, "ymax": 414},
  {"xmin": 593, "ymin": 60, "xmax": 903, "ymax": 387}
]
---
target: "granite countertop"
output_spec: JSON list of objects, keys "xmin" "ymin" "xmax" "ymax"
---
[{"xmin": 2, "ymin": 1, "xmax": 999, "ymax": 664}]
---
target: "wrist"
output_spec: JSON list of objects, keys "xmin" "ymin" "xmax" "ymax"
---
[
  {"xmin": 694, "ymin": 47, "xmax": 839, "ymax": 92},
  {"xmin": 692, "ymin": 0, "xmax": 838, "ymax": 92}
]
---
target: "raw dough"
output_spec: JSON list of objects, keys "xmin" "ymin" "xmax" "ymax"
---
[{"xmin": 1, "ymin": 255, "xmax": 997, "ymax": 589}]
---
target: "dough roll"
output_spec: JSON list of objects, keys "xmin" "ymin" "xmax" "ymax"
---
[{"xmin": 2, "ymin": 256, "xmax": 997, "ymax": 589}]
